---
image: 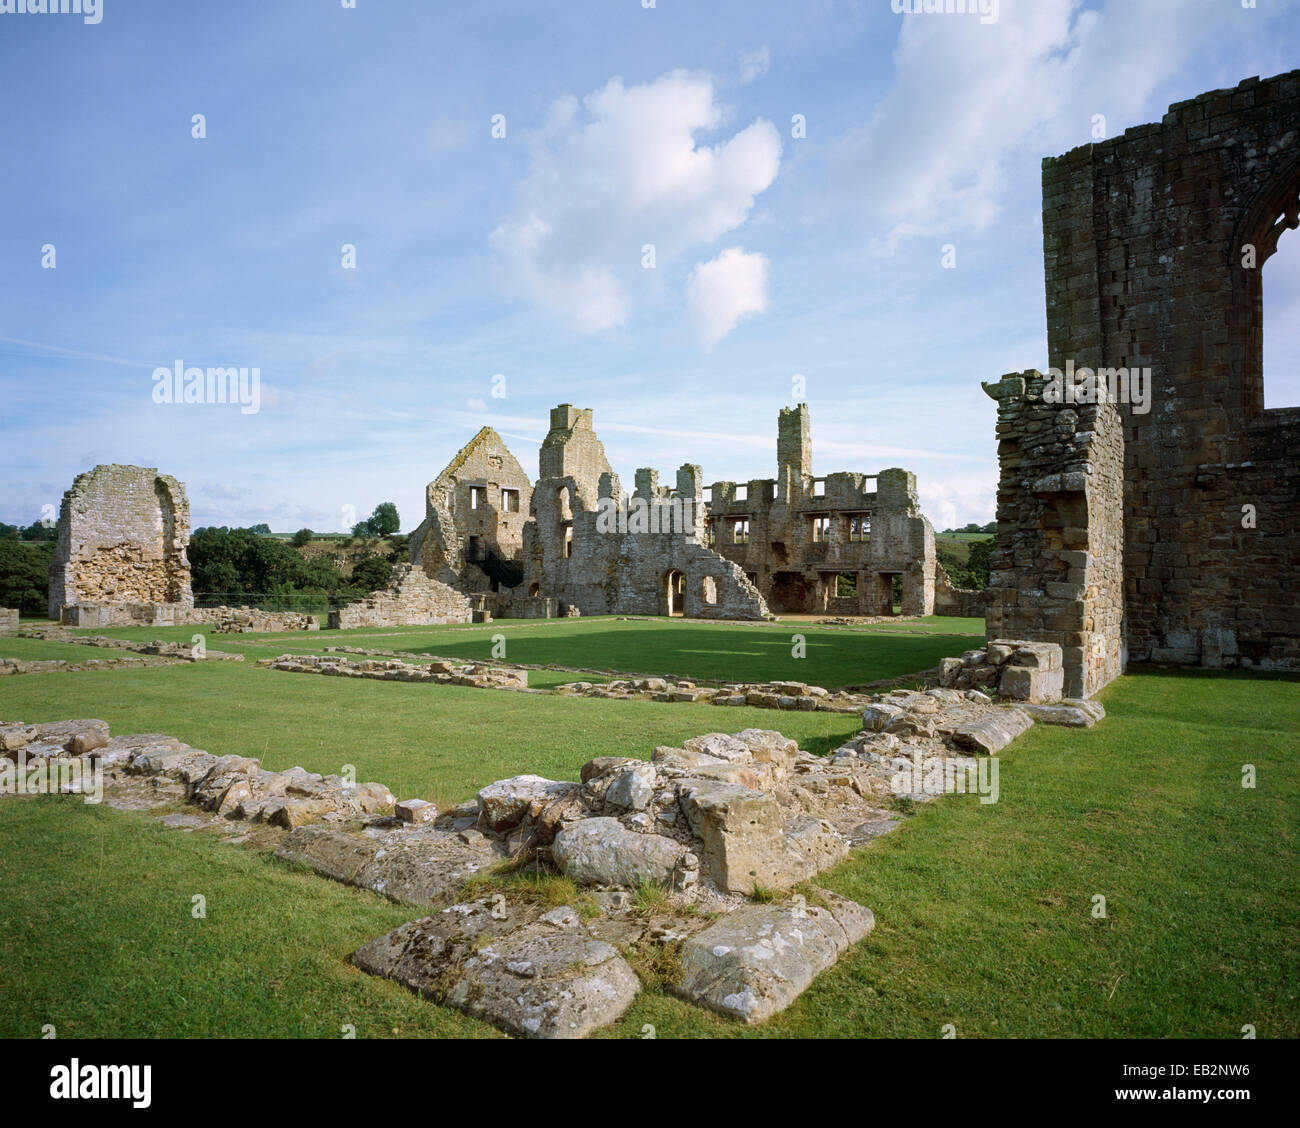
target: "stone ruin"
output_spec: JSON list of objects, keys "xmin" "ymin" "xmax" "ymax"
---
[
  {"xmin": 409, "ymin": 426, "xmax": 534, "ymax": 593},
  {"xmin": 3, "ymin": 663, "xmax": 1080, "ymax": 1035},
  {"xmin": 409, "ymin": 402, "xmax": 972, "ymax": 622},
  {"xmin": 707, "ymin": 405, "xmax": 948, "ymax": 616},
  {"xmin": 984, "ymin": 70, "xmax": 1300, "ymax": 696},
  {"xmin": 327, "ymin": 564, "xmax": 471, "ymax": 629},
  {"xmin": 39, "ymin": 420, "xmax": 969, "ymax": 632},
  {"xmin": 49, "ymin": 464, "xmax": 194, "ymax": 626}
]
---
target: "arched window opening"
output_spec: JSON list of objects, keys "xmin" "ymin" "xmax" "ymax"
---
[{"xmin": 1263, "ymin": 206, "xmax": 1300, "ymax": 409}]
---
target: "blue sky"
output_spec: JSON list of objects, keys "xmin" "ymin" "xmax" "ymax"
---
[{"xmin": 1, "ymin": 0, "xmax": 1297, "ymax": 535}]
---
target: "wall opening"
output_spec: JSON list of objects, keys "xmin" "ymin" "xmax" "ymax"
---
[
  {"xmin": 664, "ymin": 570, "xmax": 685, "ymax": 616},
  {"xmin": 1263, "ymin": 216, "xmax": 1300, "ymax": 409}
]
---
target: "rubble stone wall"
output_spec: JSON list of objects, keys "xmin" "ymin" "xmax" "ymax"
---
[
  {"xmin": 410, "ymin": 427, "xmax": 534, "ymax": 593},
  {"xmin": 1041, "ymin": 70, "xmax": 1300, "ymax": 670},
  {"xmin": 984, "ymin": 371, "xmax": 1126, "ymax": 699},
  {"xmin": 48, "ymin": 464, "xmax": 193, "ymax": 621},
  {"xmin": 329, "ymin": 564, "xmax": 472, "ymax": 629}
]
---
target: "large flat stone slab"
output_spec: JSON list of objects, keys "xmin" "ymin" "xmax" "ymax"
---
[
  {"xmin": 950, "ymin": 708, "xmax": 1034, "ymax": 755},
  {"xmin": 675, "ymin": 893, "xmax": 874, "ymax": 1023},
  {"xmin": 353, "ymin": 901, "xmax": 640, "ymax": 1038}
]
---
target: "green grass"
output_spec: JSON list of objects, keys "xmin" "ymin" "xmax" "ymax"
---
[
  {"xmin": 0, "ymin": 661, "xmax": 858, "ymax": 807},
  {"xmin": 0, "ymin": 799, "xmax": 496, "ymax": 1038},
  {"xmin": 384, "ymin": 617, "xmax": 982, "ymax": 687},
  {"xmin": 1, "ymin": 619, "xmax": 1295, "ymax": 1039},
  {"xmin": 0, "ymin": 637, "xmax": 138, "ymax": 662},
  {"xmin": 13, "ymin": 614, "xmax": 984, "ymax": 689}
]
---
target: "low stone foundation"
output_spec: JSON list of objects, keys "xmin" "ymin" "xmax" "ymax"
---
[
  {"xmin": 328, "ymin": 564, "xmax": 472, "ymax": 629},
  {"xmin": 937, "ymin": 639, "xmax": 1067, "ymax": 703}
]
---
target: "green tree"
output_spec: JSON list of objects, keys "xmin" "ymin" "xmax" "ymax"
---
[
  {"xmin": 348, "ymin": 554, "xmax": 393, "ymax": 594},
  {"xmin": 21, "ymin": 521, "xmax": 57, "ymax": 542},
  {"xmin": 0, "ymin": 540, "xmax": 53, "ymax": 616},
  {"xmin": 967, "ymin": 538, "xmax": 992, "ymax": 588},
  {"xmin": 369, "ymin": 502, "xmax": 400, "ymax": 537},
  {"xmin": 291, "ymin": 528, "xmax": 314, "ymax": 547}
]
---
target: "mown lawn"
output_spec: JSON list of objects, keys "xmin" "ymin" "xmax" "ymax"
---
[
  {"xmin": 28, "ymin": 614, "xmax": 985, "ymax": 689},
  {"xmin": 0, "ymin": 620, "xmax": 1296, "ymax": 1039}
]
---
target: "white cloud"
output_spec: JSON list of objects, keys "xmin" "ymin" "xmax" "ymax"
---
[
  {"xmin": 738, "ymin": 47, "xmax": 771, "ymax": 85},
  {"xmin": 686, "ymin": 247, "xmax": 771, "ymax": 350},
  {"xmin": 919, "ymin": 476, "xmax": 998, "ymax": 532},
  {"xmin": 834, "ymin": 0, "xmax": 1286, "ymax": 250},
  {"xmin": 490, "ymin": 70, "xmax": 781, "ymax": 333}
]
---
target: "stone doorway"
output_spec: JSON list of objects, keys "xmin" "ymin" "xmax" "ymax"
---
[{"xmin": 663, "ymin": 570, "xmax": 685, "ymax": 616}]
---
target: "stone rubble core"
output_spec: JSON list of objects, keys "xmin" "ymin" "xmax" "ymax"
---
[
  {"xmin": 0, "ymin": 609, "xmax": 18, "ymax": 634},
  {"xmin": 1, "ymin": 654, "xmax": 179, "ymax": 677},
  {"xmin": 18, "ymin": 626, "xmax": 244, "ymax": 660}
]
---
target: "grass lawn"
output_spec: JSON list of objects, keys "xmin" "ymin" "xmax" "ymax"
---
[
  {"xmin": 1, "ymin": 619, "xmax": 1296, "ymax": 1038},
  {"xmin": 32, "ymin": 614, "xmax": 985, "ymax": 689}
]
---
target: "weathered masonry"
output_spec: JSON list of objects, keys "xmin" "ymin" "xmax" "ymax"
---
[
  {"xmin": 518, "ymin": 405, "xmax": 768, "ymax": 619},
  {"xmin": 48, "ymin": 464, "xmax": 194, "ymax": 626},
  {"xmin": 412, "ymin": 403, "xmax": 957, "ymax": 621},
  {"xmin": 987, "ymin": 70, "xmax": 1300, "ymax": 694},
  {"xmin": 706, "ymin": 405, "xmax": 941, "ymax": 616},
  {"xmin": 409, "ymin": 426, "xmax": 533, "ymax": 593}
]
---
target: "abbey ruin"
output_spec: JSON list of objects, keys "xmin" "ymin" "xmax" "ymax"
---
[
  {"xmin": 411, "ymin": 403, "xmax": 963, "ymax": 620},
  {"xmin": 36, "ymin": 73, "xmax": 1299, "ymax": 706},
  {"xmin": 49, "ymin": 464, "xmax": 195, "ymax": 627},
  {"xmin": 985, "ymin": 69, "xmax": 1300, "ymax": 698}
]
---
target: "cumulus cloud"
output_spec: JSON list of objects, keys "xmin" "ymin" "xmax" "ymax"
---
[
  {"xmin": 490, "ymin": 70, "xmax": 780, "ymax": 334},
  {"xmin": 918, "ymin": 476, "xmax": 998, "ymax": 532},
  {"xmin": 686, "ymin": 247, "xmax": 770, "ymax": 350},
  {"xmin": 834, "ymin": 0, "xmax": 1284, "ymax": 250}
]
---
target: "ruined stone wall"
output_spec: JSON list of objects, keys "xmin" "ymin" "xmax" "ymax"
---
[
  {"xmin": 1042, "ymin": 70, "xmax": 1300, "ymax": 670},
  {"xmin": 410, "ymin": 427, "xmax": 533, "ymax": 592},
  {"xmin": 934, "ymin": 561, "xmax": 987, "ymax": 619},
  {"xmin": 707, "ymin": 407, "xmax": 939, "ymax": 616},
  {"xmin": 329, "ymin": 564, "xmax": 472, "ymax": 629},
  {"xmin": 984, "ymin": 371, "xmax": 1126, "ymax": 699},
  {"xmin": 518, "ymin": 407, "xmax": 768, "ymax": 619},
  {"xmin": 48, "ymin": 464, "xmax": 193, "ymax": 620}
]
